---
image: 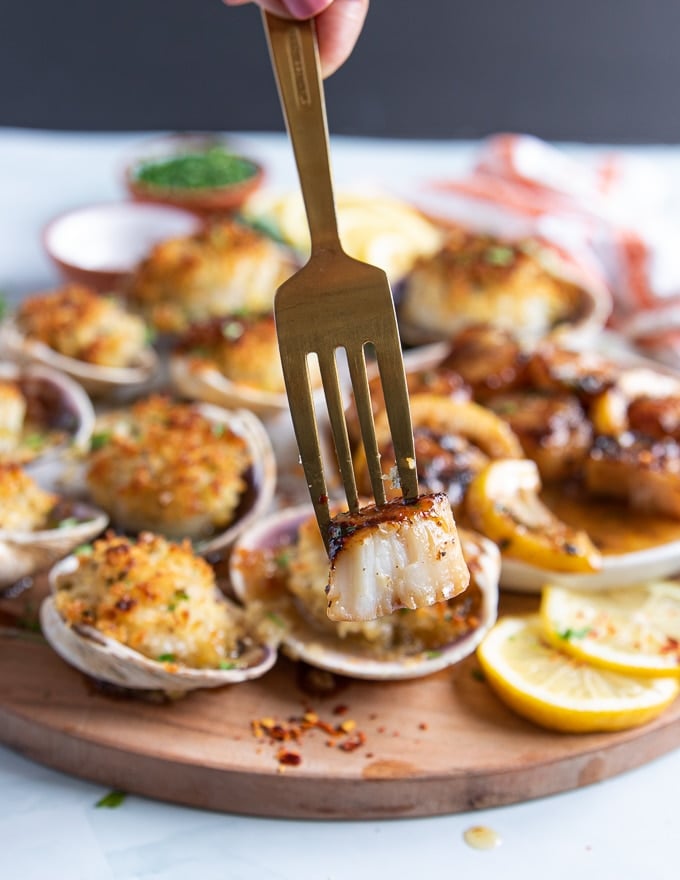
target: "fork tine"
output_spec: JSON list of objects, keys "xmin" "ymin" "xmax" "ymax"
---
[
  {"xmin": 346, "ymin": 343, "xmax": 387, "ymax": 507},
  {"xmin": 317, "ymin": 348, "xmax": 360, "ymax": 514},
  {"xmin": 374, "ymin": 339, "xmax": 419, "ymax": 501},
  {"xmin": 279, "ymin": 349, "xmax": 331, "ymax": 537}
]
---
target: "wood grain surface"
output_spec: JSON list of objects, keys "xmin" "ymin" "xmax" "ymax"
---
[{"xmin": 2, "ymin": 583, "xmax": 680, "ymax": 819}]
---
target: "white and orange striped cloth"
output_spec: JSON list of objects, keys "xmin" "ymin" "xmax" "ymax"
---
[{"xmin": 409, "ymin": 133, "xmax": 680, "ymax": 366}]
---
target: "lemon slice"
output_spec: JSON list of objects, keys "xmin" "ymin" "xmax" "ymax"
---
[
  {"xmin": 541, "ymin": 583, "xmax": 680, "ymax": 677},
  {"xmin": 477, "ymin": 615, "xmax": 679, "ymax": 733}
]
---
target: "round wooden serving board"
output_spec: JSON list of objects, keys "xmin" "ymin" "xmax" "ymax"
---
[{"xmin": 2, "ymin": 587, "xmax": 680, "ymax": 820}]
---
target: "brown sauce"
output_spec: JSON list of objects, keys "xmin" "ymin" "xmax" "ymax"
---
[{"xmin": 541, "ymin": 486, "xmax": 680, "ymax": 555}]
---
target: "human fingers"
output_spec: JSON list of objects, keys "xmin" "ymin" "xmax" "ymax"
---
[
  {"xmin": 223, "ymin": 1, "xmax": 333, "ymax": 17},
  {"xmin": 315, "ymin": 0, "xmax": 369, "ymax": 77}
]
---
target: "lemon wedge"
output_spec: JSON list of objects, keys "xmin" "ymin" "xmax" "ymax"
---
[
  {"xmin": 465, "ymin": 459, "xmax": 601, "ymax": 573},
  {"xmin": 477, "ymin": 615, "xmax": 679, "ymax": 732},
  {"xmin": 541, "ymin": 583, "xmax": 680, "ymax": 677}
]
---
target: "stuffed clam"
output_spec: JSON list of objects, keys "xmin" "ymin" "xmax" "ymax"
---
[
  {"xmin": 0, "ymin": 284, "xmax": 160, "ymax": 397},
  {"xmin": 126, "ymin": 218, "xmax": 296, "ymax": 335},
  {"xmin": 397, "ymin": 230, "xmax": 611, "ymax": 348},
  {"xmin": 41, "ymin": 531, "xmax": 276, "ymax": 693},
  {"xmin": 229, "ymin": 505, "xmax": 500, "ymax": 680},
  {"xmin": 84, "ymin": 395, "xmax": 276, "ymax": 555},
  {"xmin": 170, "ymin": 313, "xmax": 291, "ymax": 417},
  {"xmin": 0, "ymin": 463, "xmax": 108, "ymax": 590},
  {"xmin": 0, "ymin": 361, "xmax": 94, "ymax": 490}
]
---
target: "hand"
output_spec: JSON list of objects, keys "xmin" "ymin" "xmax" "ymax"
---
[{"xmin": 224, "ymin": 0, "xmax": 369, "ymax": 77}]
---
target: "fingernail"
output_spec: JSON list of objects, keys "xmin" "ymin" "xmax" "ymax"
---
[{"xmin": 284, "ymin": 0, "xmax": 331, "ymax": 18}]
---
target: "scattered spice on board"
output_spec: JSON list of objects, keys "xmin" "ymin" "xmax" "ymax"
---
[{"xmin": 251, "ymin": 709, "xmax": 368, "ymax": 767}]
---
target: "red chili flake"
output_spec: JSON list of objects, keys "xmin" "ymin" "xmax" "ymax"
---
[
  {"xmin": 277, "ymin": 749, "xmax": 302, "ymax": 766},
  {"xmin": 368, "ymin": 713, "xmax": 378, "ymax": 721},
  {"xmin": 365, "ymin": 752, "xmax": 374, "ymax": 759},
  {"xmin": 376, "ymin": 726, "xmax": 386, "ymax": 734},
  {"xmin": 418, "ymin": 722, "xmax": 428, "ymax": 731},
  {"xmin": 338, "ymin": 732, "xmax": 366, "ymax": 752},
  {"xmin": 661, "ymin": 637, "xmax": 680, "ymax": 655},
  {"xmin": 333, "ymin": 704, "xmax": 348, "ymax": 715}
]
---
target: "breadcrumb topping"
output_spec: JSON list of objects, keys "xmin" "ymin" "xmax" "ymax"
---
[
  {"xmin": 86, "ymin": 396, "xmax": 251, "ymax": 539},
  {"xmin": 0, "ymin": 464, "xmax": 56, "ymax": 530},
  {"xmin": 54, "ymin": 531, "xmax": 245, "ymax": 668},
  {"xmin": 16, "ymin": 284, "xmax": 148, "ymax": 367}
]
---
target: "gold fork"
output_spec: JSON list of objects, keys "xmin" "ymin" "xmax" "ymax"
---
[{"xmin": 262, "ymin": 11, "xmax": 419, "ymax": 551}]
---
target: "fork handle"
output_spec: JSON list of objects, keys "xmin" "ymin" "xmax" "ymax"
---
[{"xmin": 262, "ymin": 11, "xmax": 342, "ymax": 254}]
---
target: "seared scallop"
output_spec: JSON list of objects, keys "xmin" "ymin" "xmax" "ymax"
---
[
  {"xmin": 486, "ymin": 391, "xmax": 592, "ymax": 483},
  {"xmin": 230, "ymin": 505, "xmax": 499, "ymax": 680},
  {"xmin": 325, "ymin": 493, "xmax": 470, "ymax": 622}
]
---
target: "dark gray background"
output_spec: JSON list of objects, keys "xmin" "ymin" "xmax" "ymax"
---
[{"xmin": 1, "ymin": 0, "xmax": 678, "ymax": 141}]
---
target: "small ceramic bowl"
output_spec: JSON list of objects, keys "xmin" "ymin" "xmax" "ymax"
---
[
  {"xmin": 123, "ymin": 134, "xmax": 264, "ymax": 216},
  {"xmin": 43, "ymin": 202, "xmax": 202, "ymax": 292}
]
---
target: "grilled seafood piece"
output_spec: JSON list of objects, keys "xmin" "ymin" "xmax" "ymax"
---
[
  {"xmin": 466, "ymin": 459, "xmax": 601, "ymax": 573},
  {"xmin": 527, "ymin": 344, "xmax": 619, "ymax": 404},
  {"xmin": 486, "ymin": 391, "xmax": 592, "ymax": 483},
  {"xmin": 438, "ymin": 324, "xmax": 529, "ymax": 400},
  {"xmin": 229, "ymin": 504, "xmax": 499, "ymax": 680},
  {"xmin": 354, "ymin": 394, "xmax": 523, "ymax": 509},
  {"xmin": 325, "ymin": 493, "xmax": 470, "ymax": 622},
  {"xmin": 585, "ymin": 433, "xmax": 680, "ymax": 519}
]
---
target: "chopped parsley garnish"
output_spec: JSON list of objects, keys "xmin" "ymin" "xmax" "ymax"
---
[
  {"xmin": 57, "ymin": 517, "xmax": 79, "ymax": 529},
  {"xmin": 95, "ymin": 790, "xmax": 126, "ymax": 809},
  {"xmin": 74, "ymin": 543, "xmax": 93, "ymax": 555},
  {"xmin": 274, "ymin": 549, "xmax": 291, "ymax": 570},
  {"xmin": 134, "ymin": 147, "xmax": 257, "ymax": 191},
  {"xmin": 484, "ymin": 245, "xmax": 515, "ymax": 267},
  {"xmin": 219, "ymin": 660, "xmax": 237, "ymax": 670},
  {"xmin": 90, "ymin": 431, "xmax": 111, "ymax": 451},
  {"xmin": 211, "ymin": 422, "xmax": 226, "ymax": 438},
  {"xmin": 157, "ymin": 653, "xmax": 176, "ymax": 663},
  {"xmin": 426, "ymin": 650, "xmax": 443, "ymax": 660},
  {"xmin": 266, "ymin": 612, "xmax": 286, "ymax": 629},
  {"xmin": 23, "ymin": 433, "xmax": 45, "ymax": 451},
  {"xmin": 557, "ymin": 626, "xmax": 592, "ymax": 641}
]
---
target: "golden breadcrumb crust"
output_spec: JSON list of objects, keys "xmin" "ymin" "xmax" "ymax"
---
[
  {"xmin": 0, "ymin": 463, "xmax": 57, "ymax": 530},
  {"xmin": 16, "ymin": 284, "xmax": 148, "ymax": 367},
  {"xmin": 86, "ymin": 396, "xmax": 251, "ymax": 539},
  {"xmin": 127, "ymin": 220, "xmax": 294, "ymax": 333},
  {"xmin": 54, "ymin": 531, "xmax": 244, "ymax": 668}
]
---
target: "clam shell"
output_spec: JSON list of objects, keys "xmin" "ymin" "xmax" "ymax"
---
[
  {"xmin": 0, "ymin": 361, "xmax": 95, "ymax": 490},
  {"xmin": 230, "ymin": 505, "xmax": 499, "ymax": 681},
  {"xmin": 0, "ymin": 500, "xmax": 108, "ymax": 590},
  {"xmin": 169, "ymin": 352, "xmax": 289, "ymax": 418},
  {"xmin": 41, "ymin": 556, "xmax": 277, "ymax": 692},
  {"xmin": 0, "ymin": 317, "xmax": 160, "ymax": 399}
]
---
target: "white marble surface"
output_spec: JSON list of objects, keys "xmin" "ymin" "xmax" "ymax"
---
[{"xmin": 2, "ymin": 129, "xmax": 680, "ymax": 878}]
